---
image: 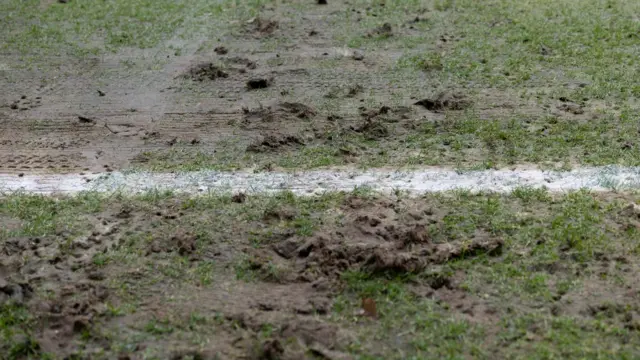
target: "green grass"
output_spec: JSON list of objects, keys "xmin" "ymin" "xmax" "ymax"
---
[
  {"xmin": 396, "ymin": 0, "xmax": 640, "ymax": 101},
  {"xmin": 0, "ymin": 191, "xmax": 103, "ymax": 239},
  {"xmin": 334, "ymin": 0, "xmax": 640, "ymax": 101},
  {"xmin": 0, "ymin": 0, "xmax": 272, "ymax": 67},
  {"xmin": 1, "ymin": 303, "xmax": 47, "ymax": 359}
]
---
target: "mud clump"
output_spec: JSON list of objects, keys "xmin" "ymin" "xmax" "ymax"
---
[
  {"xmin": 248, "ymin": 17, "xmax": 279, "ymax": 36},
  {"xmin": 325, "ymin": 84, "xmax": 363, "ymax": 99},
  {"xmin": 364, "ymin": 249, "xmax": 427, "ymax": 274},
  {"xmin": 266, "ymin": 198, "xmax": 504, "ymax": 282},
  {"xmin": 347, "ymin": 84, "xmax": 363, "ymax": 97},
  {"xmin": 0, "ymin": 279, "xmax": 33, "ymax": 306},
  {"xmin": 557, "ymin": 102, "xmax": 584, "ymax": 115},
  {"xmin": 183, "ymin": 63, "xmax": 229, "ymax": 82},
  {"xmin": 347, "ymin": 105, "xmax": 413, "ymax": 140},
  {"xmin": 368, "ymin": 23, "xmax": 393, "ymax": 38},
  {"xmin": 256, "ymin": 339, "xmax": 284, "ymax": 360},
  {"xmin": 77, "ymin": 115, "xmax": 95, "ymax": 124},
  {"xmin": 359, "ymin": 105, "xmax": 412, "ymax": 121},
  {"xmin": 350, "ymin": 119, "xmax": 389, "ymax": 140},
  {"xmin": 414, "ymin": 92, "xmax": 472, "ymax": 112},
  {"xmin": 232, "ymin": 192, "xmax": 247, "ymax": 203},
  {"xmin": 247, "ymin": 133, "xmax": 305, "ymax": 153},
  {"xmin": 242, "ymin": 102, "xmax": 316, "ymax": 129},
  {"xmin": 264, "ymin": 205, "xmax": 298, "ymax": 222},
  {"xmin": 247, "ymin": 77, "xmax": 273, "ymax": 90},
  {"xmin": 246, "ymin": 319, "xmax": 347, "ymax": 360},
  {"xmin": 148, "ymin": 230, "xmax": 198, "ymax": 256},
  {"xmin": 224, "ymin": 56, "xmax": 257, "ymax": 70},
  {"xmin": 279, "ymin": 102, "xmax": 317, "ymax": 119},
  {"xmin": 214, "ymin": 46, "xmax": 229, "ymax": 55}
]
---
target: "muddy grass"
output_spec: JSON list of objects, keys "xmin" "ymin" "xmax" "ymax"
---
[
  {"xmin": 3, "ymin": 0, "xmax": 640, "ymax": 174},
  {"xmin": 3, "ymin": 189, "xmax": 640, "ymax": 358},
  {"xmin": 4, "ymin": 1, "xmax": 640, "ymax": 357}
]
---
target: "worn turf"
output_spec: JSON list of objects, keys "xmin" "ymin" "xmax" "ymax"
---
[
  {"xmin": 3, "ymin": 189, "xmax": 640, "ymax": 358},
  {"xmin": 2, "ymin": 0, "xmax": 640, "ymax": 173}
]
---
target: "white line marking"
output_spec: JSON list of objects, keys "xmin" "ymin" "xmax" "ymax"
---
[{"xmin": 1, "ymin": 166, "xmax": 640, "ymax": 195}]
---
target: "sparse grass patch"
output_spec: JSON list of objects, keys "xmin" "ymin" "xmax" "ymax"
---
[
  {"xmin": 0, "ymin": 0, "xmax": 269, "ymax": 62},
  {"xmin": 389, "ymin": 0, "xmax": 640, "ymax": 100}
]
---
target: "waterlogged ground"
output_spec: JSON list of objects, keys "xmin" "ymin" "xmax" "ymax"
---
[
  {"xmin": 3, "ymin": 0, "xmax": 640, "ymax": 359},
  {"xmin": 3, "ymin": 188, "xmax": 640, "ymax": 358}
]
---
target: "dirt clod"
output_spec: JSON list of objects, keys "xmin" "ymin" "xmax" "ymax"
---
[
  {"xmin": 247, "ymin": 133, "xmax": 304, "ymax": 152},
  {"xmin": 414, "ymin": 92, "xmax": 472, "ymax": 112},
  {"xmin": 346, "ymin": 84, "xmax": 363, "ymax": 97},
  {"xmin": 87, "ymin": 271, "xmax": 106, "ymax": 281},
  {"xmin": 368, "ymin": 23, "xmax": 393, "ymax": 38},
  {"xmin": 176, "ymin": 235, "xmax": 197, "ymax": 255},
  {"xmin": 224, "ymin": 56, "xmax": 257, "ymax": 69},
  {"xmin": 248, "ymin": 17, "xmax": 279, "ymax": 36},
  {"xmin": 264, "ymin": 198, "xmax": 505, "ymax": 282},
  {"xmin": 246, "ymin": 77, "xmax": 273, "ymax": 90},
  {"xmin": 242, "ymin": 102, "xmax": 316, "ymax": 131},
  {"xmin": 258, "ymin": 339, "xmax": 284, "ymax": 360},
  {"xmin": 77, "ymin": 115, "xmax": 95, "ymax": 124},
  {"xmin": 184, "ymin": 63, "xmax": 229, "ymax": 82},
  {"xmin": 232, "ymin": 192, "xmax": 247, "ymax": 203},
  {"xmin": 557, "ymin": 102, "xmax": 584, "ymax": 114},
  {"xmin": 350, "ymin": 119, "xmax": 389, "ymax": 140},
  {"xmin": 214, "ymin": 46, "xmax": 229, "ymax": 55},
  {"xmin": 1, "ymin": 280, "xmax": 32, "ymax": 306}
]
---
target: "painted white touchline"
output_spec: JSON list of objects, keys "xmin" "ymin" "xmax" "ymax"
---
[{"xmin": 1, "ymin": 166, "xmax": 640, "ymax": 195}]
